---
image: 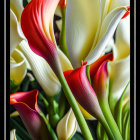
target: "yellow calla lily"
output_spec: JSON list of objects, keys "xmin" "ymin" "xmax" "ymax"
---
[{"xmin": 56, "ymin": 108, "xmax": 77, "ymax": 140}]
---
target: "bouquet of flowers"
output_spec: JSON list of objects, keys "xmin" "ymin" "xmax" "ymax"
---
[{"xmin": 10, "ymin": 0, "xmax": 130, "ymax": 139}]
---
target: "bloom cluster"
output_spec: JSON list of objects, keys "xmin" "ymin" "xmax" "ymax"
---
[{"xmin": 10, "ymin": 0, "xmax": 130, "ymax": 139}]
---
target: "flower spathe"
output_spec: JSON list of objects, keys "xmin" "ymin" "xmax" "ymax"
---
[
  {"xmin": 56, "ymin": 108, "xmax": 77, "ymax": 140},
  {"xmin": 21, "ymin": 0, "xmax": 62, "ymax": 77},
  {"xmin": 66, "ymin": 0, "xmax": 130, "ymax": 68},
  {"xmin": 64, "ymin": 53, "xmax": 113, "ymax": 118},
  {"xmin": 10, "ymin": 90, "xmax": 52, "ymax": 140},
  {"xmin": 64, "ymin": 64, "xmax": 101, "ymax": 119},
  {"xmin": 93, "ymin": 62, "xmax": 109, "ymax": 100}
]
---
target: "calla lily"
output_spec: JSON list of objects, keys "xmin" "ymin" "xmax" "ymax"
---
[
  {"xmin": 10, "ymin": 90, "xmax": 53, "ymax": 140},
  {"xmin": 64, "ymin": 62, "xmax": 103, "ymax": 119},
  {"xmin": 64, "ymin": 53, "xmax": 113, "ymax": 119},
  {"xmin": 10, "ymin": 1, "xmax": 28, "ymax": 84},
  {"xmin": 108, "ymin": 15, "xmax": 130, "ymax": 114},
  {"xmin": 19, "ymin": 40, "xmax": 72, "ymax": 96},
  {"xmin": 64, "ymin": 53, "xmax": 125, "ymax": 139},
  {"xmin": 21, "ymin": 0, "xmax": 62, "ymax": 77},
  {"xmin": 19, "ymin": 40, "xmax": 93, "ymax": 119},
  {"xmin": 10, "ymin": 49, "xmax": 27, "ymax": 85},
  {"xmin": 10, "ymin": 129, "xmax": 17, "ymax": 140},
  {"xmin": 56, "ymin": 108, "xmax": 77, "ymax": 140},
  {"xmin": 66, "ymin": 0, "xmax": 130, "ymax": 68}
]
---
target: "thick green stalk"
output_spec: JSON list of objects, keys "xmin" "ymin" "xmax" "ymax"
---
[
  {"xmin": 58, "ymin": 74, "xmax": 93, "ymax": 140},
  {"xmin": 99, "ymin": 100, "xmax": 123, "ymax": 140},
  {"xmin": 59, "ymin": 8, "xmax": 70, "ymax": 59},
  {"xmin": 98, "ymin": 116, "xmax": 114, "ymax": 140}
]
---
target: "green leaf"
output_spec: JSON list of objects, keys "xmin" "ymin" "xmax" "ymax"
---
[
  {"xmin": 10, "ymin": 118, "xmax": 32, "ymax": 140},
  {"xmin": 71, "ymin": 132, "xmax": 84, "ymax": 140}
]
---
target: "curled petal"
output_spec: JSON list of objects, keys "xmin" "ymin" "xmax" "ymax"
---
[
  {"xmin": 10, "ymin": 90, "xmax": 51, "ymax": 140},
  {"xmin": 90, "ymin": 53, "xmax": 113, "ymax": 81},
  {"xmin": 10, "ymin": 10, "xmax": 23, "ymax": 54},
  {"xmin": 85, "ymin": 7, "xmax": 127, "ymax": 65},
  {"xmin": 56, "ymin": 108, "xmax": 77, "ymax": 140},
  {"xmin": 21, "ymin": 0, "xmax": 62, "ymax": 76},
  {"xmin": 10, "ymin": 49, "xmax": 27, "ymax": 85},
  {"xmin": 66, "ymin": 64, "xmax": 103, "ymax": 119}
]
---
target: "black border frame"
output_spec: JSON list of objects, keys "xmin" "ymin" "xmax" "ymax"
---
[{"xmin": 4, "ymin": 0, "xmax": 136, "ymax": 139}]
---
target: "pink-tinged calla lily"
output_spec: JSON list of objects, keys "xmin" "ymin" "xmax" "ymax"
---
[
  {"xmin": 93, "ymin": 62, "xmax": 109, "ymax": 100},
  {"xmin": 90, "ymin": 53, "xmax": 113, "ymax": 81},
  {"xmin": 64, "ymin": 62, "xmax": 103, "ymax": 119},
  {"xmin": 10, "ymin": 90, "xmax": 52, "ymax": 140},
  {"xmin": 64, "ymin": 53, "xmax": 113, "ymax": 119},
  {"xmin": 21, "ymin": 0, "xmax": 62, "ymax": 77}
]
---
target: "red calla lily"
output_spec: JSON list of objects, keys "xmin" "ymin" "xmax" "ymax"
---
[
  {"xmin": 64, "ymin": 53, "xmax": 113, "ymax": 118},
  {"xmin": 21, "ymin": 0, "xmax": 62, "ymax": 76},
  {"xmin": 10, "ymin": 90, "xmax": 51, "ymax": 140}
]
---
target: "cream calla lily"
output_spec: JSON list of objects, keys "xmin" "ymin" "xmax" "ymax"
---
[
  {"xmin": 19, "ymin": 40, "xmax": 72, "ymax": 96},
  {"xmin": 10, "ymin": 0, "xmax": 27, "ymax": 84},
  {"xmin": 66, "ymin": 0, "xmax": 129, "ymax": 68},
  {"xmin": 10, "ymin": 10, "xmax": 23, "ymax": 54},
  {"xmin": 114, "ymin": 15, "xmax": 130, "ymax": 60},
  {"xmin": 56, "ymin": 108, "xmax": 77, "ymax": 140},
  {"xmin": 108, "ymin": 14, "xmax": 130, "ymax": 113},
  {"xmin": 10, "ymin": 129, "xmax": 17, "ymax": 140},
  {"xmin": 10, "ymin": 49, "xmax": 27, "ymax": 85}
]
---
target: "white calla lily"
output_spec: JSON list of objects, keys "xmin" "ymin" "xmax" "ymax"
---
[
  {"xmin": 114, "ymin": 15, "xmax": 130, "ymax": 60},
  {"xmin": 19, "ymin": 40, "xmax": 72, "ymax": 96},
  {"xmin": 56, "ymin": 108, "xmax": 77, "ymax": 140},
  {"xmin": 66, "ymin": 0, "xmax": 129, "ymax": 68},
  {"xmin": 109, "ymin": 56, "xmax": 130, "ymax": 104},
  {"xmin": 108, "ymin": 14, "xmax": 130, "ymax": 113},
  {"xmin": 10, "ymin": 129, "xmax": 17, "ymax": 140},
  {"xmin": 10, "ymin": 10, "xmax": 23, "ymax": 54},
  {"xmin": 10, "ymin": 49, "xmax": 27, "ymax": 85}
]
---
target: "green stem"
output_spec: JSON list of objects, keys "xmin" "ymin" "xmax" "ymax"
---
[
  {"xmin": 58, "ymin": 74, "xmax": 93, "ymax": 140},
  {"xmin": 40, "ymin": 113, "xmax": 58, "ymax": 140},
  {"xmin": 86, "ymin": 65, "xmax": 92, "ymax": 85},
  {"xmin": 99, "ymin": 100, "xmax": 123, "ymax": 140},
  {"xmin": 98, "ymin": 116, "xmax": 114, "ymax": 140},
  {"xmin": 59, "ymin": 8, "xmax": 70, "ymax": 59},
  {"xmin": 115, "ymin": 82, "xmax": 130, "ymax": 134}
]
